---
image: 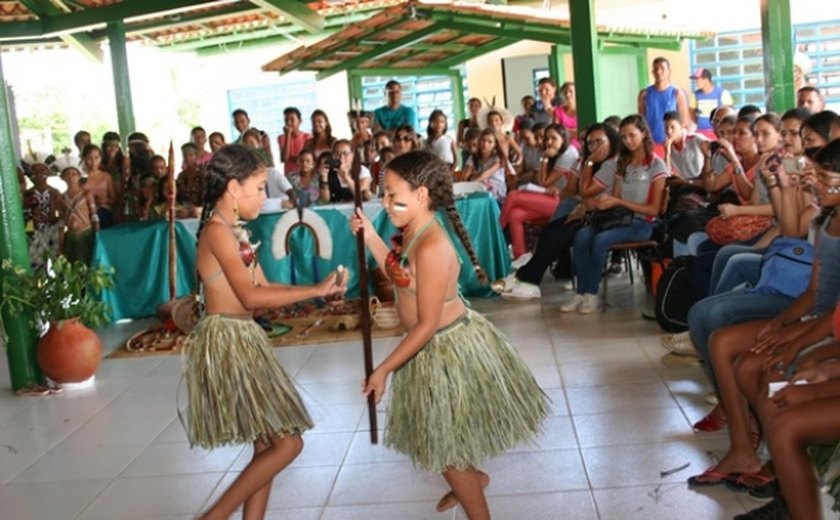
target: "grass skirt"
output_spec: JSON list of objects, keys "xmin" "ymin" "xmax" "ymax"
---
[
  {"xmin": 386, "ymin": 309, "xmax": 549, "ymax": 473},
  {"xmin": 182, "ymin": 314, "xmax": 313, "ymax": 449}
]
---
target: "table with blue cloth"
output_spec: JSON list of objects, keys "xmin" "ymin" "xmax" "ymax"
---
[{"xmin": 93, "ymin": 192, "xmax": 510, "ymax": 322}]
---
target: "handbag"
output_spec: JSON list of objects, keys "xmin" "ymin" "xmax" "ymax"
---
[
  {"xmin": 704, "ymin": 214, "xmax": 774, "ymax": 245},
  {"xmin": 585, "ymin": 207, "xmax": 635, "ymax": 232},
  {"xmin": 747, "ymin": 238, "xmax": 814, "ymax": 298}
]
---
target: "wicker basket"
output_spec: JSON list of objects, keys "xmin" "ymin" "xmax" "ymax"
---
[{"xmin": 370, "ymin": 297, "xmax": 401, "ymax": 329}]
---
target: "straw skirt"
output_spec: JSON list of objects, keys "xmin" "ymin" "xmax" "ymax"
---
[
  {"xmin": 386, "ymin": 309, "xmax": 549, "ymax": 473},
  {"xmin": 183, "ymin": 314, "xmax": 313, "ymax": 449}
]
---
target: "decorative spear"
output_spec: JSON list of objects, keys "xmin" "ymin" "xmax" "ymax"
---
[
  {"xmin": 351, "ymin": 139, "xmax": 378, "ymax": 444},
  {"xmin": 168, "ymin": 140, "xmax": 177, "ymax": 301}
]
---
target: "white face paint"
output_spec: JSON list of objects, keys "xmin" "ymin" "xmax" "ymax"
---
[{"xmin": 391, "ymin": 202, "xmax": 410, "ymax": 212}]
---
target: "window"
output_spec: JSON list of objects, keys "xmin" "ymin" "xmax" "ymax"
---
[{"xmin": 690, "ymin": 20, "xmax": 840, "ymax": 112}]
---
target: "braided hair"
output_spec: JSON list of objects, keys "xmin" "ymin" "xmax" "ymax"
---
[
  {"xmin": 196, "ymin": 144, "xmax": 266, "ymax": 240},
  {"xmin": 386, "ymin": 151, "xmax": 488, "ymax": 284}
]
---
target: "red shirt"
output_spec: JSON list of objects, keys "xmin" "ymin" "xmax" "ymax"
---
[{"xmin": 278, "ymin": 132, "xmax": 311, "ymax": 175}]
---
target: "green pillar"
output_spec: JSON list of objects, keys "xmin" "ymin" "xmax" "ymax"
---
[
  {"xmin": 0, "ymin": 50, "xmax": 43, "ymax": 390},
  {"xmin": 569, "ymin": 0, "xmax": 600, "ymax": 128},
  {"xmin": 106, "ymin": 21, "xmax": 136, "ymax": 140},
  {"xmin": 347, "ymin": 72, "xmax": 363, "ymax": 110},
  {"xmin": 549, "ymin": 44, "xmax": 565, "ymax": 85},
  {"xmin": 760, "ymin": 0, "xmax": 795, "ymax": 112},
  {"xmin": 450, "ymin": 69, "xmax": 466, "ymax": 129}
]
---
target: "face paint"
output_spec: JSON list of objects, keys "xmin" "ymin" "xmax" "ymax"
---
[{"xmin": 392, "ymin": 202, "xmax": 409, "ymax": 212}]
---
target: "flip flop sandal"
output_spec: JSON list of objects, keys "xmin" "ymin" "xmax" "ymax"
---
[
  {"xmin": 725, "ymin": 472, "xmax": 776, "ymax": 493},
  {"xmin": 687, "ymin": 467, "xmax": 740, "ymax": 487}
]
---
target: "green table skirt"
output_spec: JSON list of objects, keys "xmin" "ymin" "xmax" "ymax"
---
[{"xmin": 93, "ymin": 192, "xmax": 510, "ymax": 322}]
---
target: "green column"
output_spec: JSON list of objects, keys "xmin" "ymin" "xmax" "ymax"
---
[
  {"xmin": 569, "ymin": 0, "xmax": 600, "ymax": 128},
  {"xmin": 549, "ymin": 44, "xmax": 566, "ymax": 85},
  {"xmin": 347, "ymin": 72, "xmax": 363, "ymax": 109},
  {"xmin": 450, "ymin": 69, "xmax": 466, "ymax": 130},
  {"xmin": 106, "ymin": 21, "xmax": 136, "ymax": 140},
  {"xmin": 0, "ymin": 50, "xmax": 43, "ymax": 390},
  {"xmin": 760, "ymin": 0, "xmax": 795, "ymax": 112}
]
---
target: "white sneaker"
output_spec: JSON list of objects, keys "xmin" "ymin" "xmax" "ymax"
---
[
  {"xmin": 578, "ymin": 293, "xmax": 601, "ymax": 314},
  {"xmin": 562, "ymin": 279, "xmax": 574, "ymax": 291},
  {"xmin": 560, "ymin": 294, "xmax": 585, "ymax": 312},
  {"xmin": 659, "ymin": 331, "xmax": 697, "ymax": 356},
  {"xmin": 491, "ymin": 273, "xmax": 517, "ymax": 294},
  {"xmin": 500, "ymin": 281, "xmax": 541, "ymax": 301},
  {"xmin": 510, "ymin": 252, "xmax": 533, "ymax": 269}
]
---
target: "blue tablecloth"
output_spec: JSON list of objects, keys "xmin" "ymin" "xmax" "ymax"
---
[{"xmin": 93, "ymin": 192, "xmax": 509, "ymax": 322}]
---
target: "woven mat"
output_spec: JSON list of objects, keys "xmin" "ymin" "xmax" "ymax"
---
[{"xmin": 106, "ymin": 299, "xmax": 403, "ymax": 359}]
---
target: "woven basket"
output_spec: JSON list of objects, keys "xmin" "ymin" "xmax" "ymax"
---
[{"xmin": 370, "ymin": 297, "xmax": 401, "ymax": 329}]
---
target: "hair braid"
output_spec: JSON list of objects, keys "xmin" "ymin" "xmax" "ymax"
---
[
  {"xmin": 196, "ymin": 144, "xmax": 265, "ymax": 241},
  {"xmin": 445, "ymin": 205, "xmax": 488, "ymax": 284},
  {"xmin": 387, "ymin": 150, "xmax": 488, "ymax": 284}
]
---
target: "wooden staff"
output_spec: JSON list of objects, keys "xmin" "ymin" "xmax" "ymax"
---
[
  {"xmin": 168, "ymin": 140, "xmax": 176, "ymax": 301},
  {"xmin": 351, "ymin": 144, "xmax": 378, "ymax": 444}
]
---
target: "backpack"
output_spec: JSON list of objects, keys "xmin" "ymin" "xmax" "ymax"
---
[
  {"xmin": 747, "ymin": 238, "xmax": 814, "ymax": 298},
  {"xmin": 655, "ymin": 256, "xmax": 697, "ymax": 332}
]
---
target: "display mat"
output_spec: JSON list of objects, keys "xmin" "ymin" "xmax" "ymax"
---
[{"xmin": 106, "ymin": 298, "xmax": 403, "ymax": 359}]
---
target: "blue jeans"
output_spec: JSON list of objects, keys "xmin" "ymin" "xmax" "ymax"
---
[
  {"xmin": 672, "ymin": 231, "xmax": 709, "ymax": 257},
  {"xmin": 713, "ymin": 252, "xmax": 763, "ymax": 294},
  {"xmin": 687, "ymin": 289, "xmax": 794, "ymax": 392},
  {"xmin": 573, "ymin": 219, "xmax": 655, "ymax": 295},
  {"xmin": 709, "ymin": 245, "xmax": 767, "ymax": 294}
]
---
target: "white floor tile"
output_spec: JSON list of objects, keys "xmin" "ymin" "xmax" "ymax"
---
[
  {"xmin": 13, "ymin": 443, "xmax": 147, "ymax": 483},
  {"xmin": 593, "ymin": 484, "xmax": 746, "ymax": 520},
  {"xmin": 77, "ymin": 473, "xmax": 224, "ymax": 519},
  {"xmin": 0, "ymin": 479, "xmax": 110, "ymax": 520},
  {"xmin": 0, "ymin": 280, "xmax": 772, "ymax": 519}
]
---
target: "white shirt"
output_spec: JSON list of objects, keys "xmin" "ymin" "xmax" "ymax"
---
[
  {"xmin": 670, "ymin": 134, "xmax": 709, "ymax": 180},
  {"xmin": 266, "ymin": 166, "xmax": 293, "ymax": 200}
]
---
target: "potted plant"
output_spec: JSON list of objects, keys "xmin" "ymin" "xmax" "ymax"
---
[{"xmin": 0, "ymin": 253, "xmax": 114, "ymax": 384}]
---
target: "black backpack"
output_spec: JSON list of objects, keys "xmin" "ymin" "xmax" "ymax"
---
[{"xmin": 655, "ymin": 256, "xmax": 697, "ymax": 333}]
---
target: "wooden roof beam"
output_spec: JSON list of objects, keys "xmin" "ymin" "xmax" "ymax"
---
[
  {"xmin": 248, "ymin": 0, "xmax": 324, "ymax": 34},
  {"xmin": 315, "ymin": 24, "xmax": 439, "ymax": 80},
  {"xmin": 18, "ymin": 0, "xmax": 102, "ymax": 62}
]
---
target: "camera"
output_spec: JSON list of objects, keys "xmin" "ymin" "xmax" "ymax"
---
[
  {"xmin": 327, "ymin": 158, "xmax": 341, "ymax": 169},
  {"xmin": 782, "ymin": 156, "xmax": 806, "ymax": 175}
]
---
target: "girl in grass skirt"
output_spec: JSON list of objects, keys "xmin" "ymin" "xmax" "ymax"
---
[
  {"xmin": 351, "ymin": 151, "xmax": 549, "ymax": 519},
  {"xmin": 185, "ymin": 145, "xmax": 345, "ymax": 520}
]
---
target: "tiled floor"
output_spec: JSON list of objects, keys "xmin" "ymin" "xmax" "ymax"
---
[{"xmin": 0, "ymin": 275, "xmax": 821, "ymax": 519}]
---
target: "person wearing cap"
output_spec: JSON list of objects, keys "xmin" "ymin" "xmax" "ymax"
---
[
  {"xmin": 689, "ymin": 67, "xmax": 733, "ymax": 139},
  {"xmin": 373, "ymin": 80, "xmax": 417, "ymax": 132},
  {"xmin": 638, "ymin": 57, "xmax": 691, "ymax": 147}
]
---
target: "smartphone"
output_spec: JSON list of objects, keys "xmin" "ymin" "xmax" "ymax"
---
[
  {"xmin": 709, "ymin": 141, "xmax": 721, "ymax": 154},
  {"xmin": 782, "ymin": 156, "xmax": 806, "ymax": 174},
  {"xmin": 334, "ymin": 265, "xmax": 345, "ymax": 286}
]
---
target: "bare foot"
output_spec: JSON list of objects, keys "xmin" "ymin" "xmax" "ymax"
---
[{"xmin": 436, "ymin": 471, "xmax": 490, "ymax": 512}]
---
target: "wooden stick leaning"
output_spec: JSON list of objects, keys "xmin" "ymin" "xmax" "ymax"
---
[
  {"xmin": 351, "ymin": 147, "xmax": 378, "ymax": 444},
  {"xmin": 168, "ymin": 141, "xmax": 176, "ymax": 301}
]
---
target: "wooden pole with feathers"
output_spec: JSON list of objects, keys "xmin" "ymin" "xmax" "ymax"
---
[
  {"xmin": 167, "ymin": 141, "xmax": 176, "ymax": 301},
  {"xmin": 350, "ymin": 124, "xmax": 378, "ymax": 444}
]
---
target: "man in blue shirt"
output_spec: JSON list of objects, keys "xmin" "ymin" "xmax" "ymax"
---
[
  {"xmin": 637, "ymin": 57, "xmax": 691, "ymax": 146},
  {"xmin": 373, "ymin": 80, "xmax": 417, "ymax": 132},
  {"xmin": 689, "ymin": 68, "xmax": 733, "ymax": 138}
]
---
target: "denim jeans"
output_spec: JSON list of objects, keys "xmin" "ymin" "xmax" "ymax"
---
[
  {"xmin": 687, "ymin": 289, "xmax": 794, "ymax": 392},
  {"xmin": 573, "ymin": 219, "xmax": 655, "ymax": 295},
  {"xmin": 709, "ymin": 244, "xmax": 766, "ymax": 294},
  {"xmin": 712, "ymin": 251, "xmax": 763, "ymax": 294},
  {"xmin": 672, "ymin": 231, "xmax": 709, "ymax": 257}
]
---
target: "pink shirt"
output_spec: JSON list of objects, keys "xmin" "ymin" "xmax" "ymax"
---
[{"xmin": 278, "ymin": 132, "xmax": 311, "ymax": 175}]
